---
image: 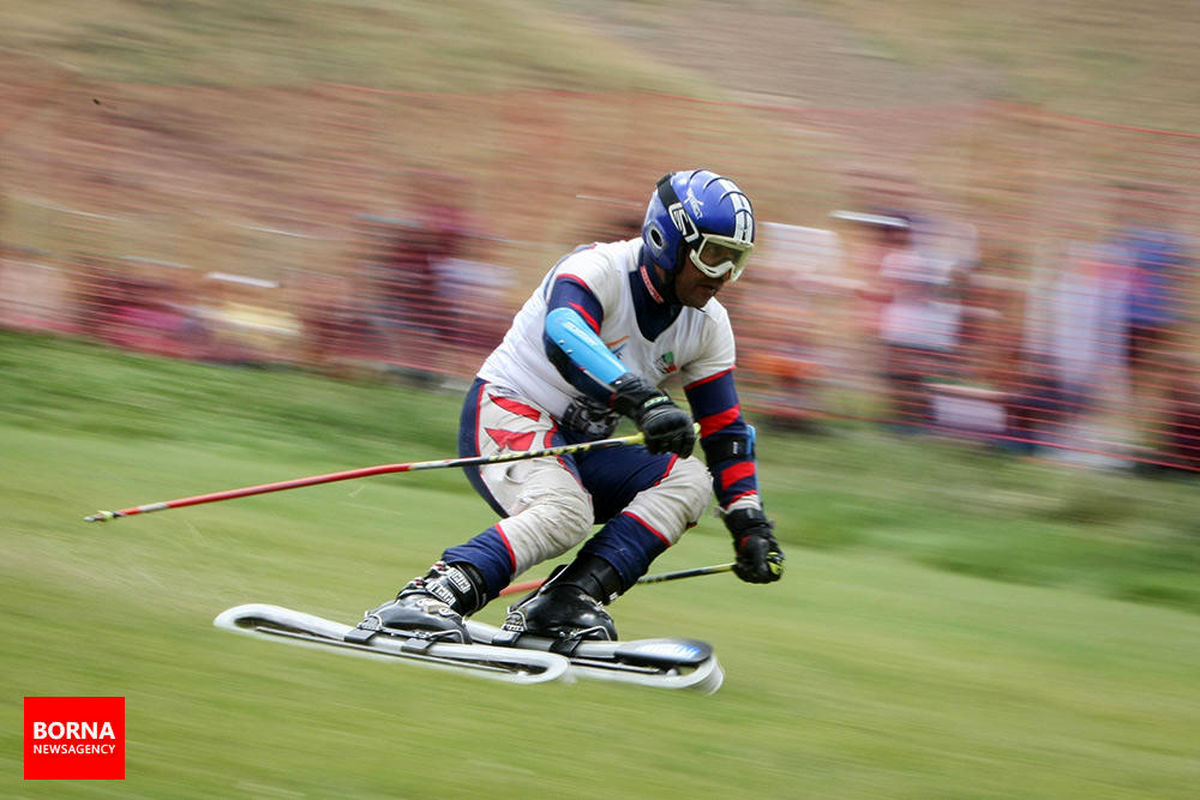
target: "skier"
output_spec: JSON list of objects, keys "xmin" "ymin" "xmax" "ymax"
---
[{"xmin": 358, "ymin": 169, "xmax": 784, "ymax": 644}]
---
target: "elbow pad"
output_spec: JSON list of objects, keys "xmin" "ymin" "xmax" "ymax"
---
[{"xmin": 544, "ymin": 307, "xmax": 627, "ymax": 387}]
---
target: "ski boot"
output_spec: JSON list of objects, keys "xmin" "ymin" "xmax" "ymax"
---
[
  {"xmin": 349, "ymin": 561, "xmax": 486, "ymax": 645},
  {"xmin": 499, "ymin": 554, "xmax": 623, "ymax": 649}
]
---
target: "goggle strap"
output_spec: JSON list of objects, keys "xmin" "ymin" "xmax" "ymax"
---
[{"xmin": 655, "ymin": 173, "xmax": 677, "ymax": 208}]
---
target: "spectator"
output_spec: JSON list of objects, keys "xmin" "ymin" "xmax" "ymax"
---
[
  {"xmin": 854, "ymin": 214, "xmax": 970, "ymax": 430},
  {"xmin": 1108, "ymin": 182, "xmax": 1192, "ymax": 394},
  {"xmin": 432, "ymin": 232, "xmax": 515, "ymax": 363},
  {"xmin": 295, "ymin": 272, "xmax": 377, "ymax": 376},
  {"xmin": 733, "ymin": 221, "xmax": 844, "ymax": 432},
  {"xmin": 838, "ymin": 168, "xmax": 979, "ymax": 432},
  {"xmin": 1020, "ymin": 235, "xmax": 1134, "ymax": 466},
  {"xmin": 76, "ymin": 256, "xmax": 211, "ymax": 360},
  {"xmin": 363, "ymin": 170, "xmax": 473, "ymax": 380}
]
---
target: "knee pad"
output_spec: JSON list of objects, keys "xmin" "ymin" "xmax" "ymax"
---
[
  {"xmin": 669, "ymin": 457, "xmax": 715, "ymax": 520},
  {"xmin": 517, "ymin": 486, "xmax": 593, "ymax": 547},
  {"xmin": 624, "ymin": 456, "xmax": 711, "ymax": 545},
  {"xmin": 502, "ymin": 478, "xmax": 594, "ymax": 573}
]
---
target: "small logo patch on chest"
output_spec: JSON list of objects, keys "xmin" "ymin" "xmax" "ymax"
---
[{"xmin": 655, "ymin": 351, "xmax": 678, "ymax": 375}]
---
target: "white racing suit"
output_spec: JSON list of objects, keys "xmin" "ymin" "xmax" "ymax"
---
[{"xmin": 444, "ymin": 237, "xmax": 762, "ymax": 599}]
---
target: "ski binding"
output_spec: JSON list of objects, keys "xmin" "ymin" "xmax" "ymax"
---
[{"xmin": 214, "ymin": 603, "xmax": 723, "ymax": 693}]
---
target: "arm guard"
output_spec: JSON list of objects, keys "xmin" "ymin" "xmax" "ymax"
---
[
  {"xmin": 686, "ymin": 371, "xmax": 760, "ymax": 509},
  {"xmin": 544, "ymin": 307, "xmax": 627, "ymax": 390}
]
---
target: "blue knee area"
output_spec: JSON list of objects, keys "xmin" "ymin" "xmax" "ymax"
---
[
  {"xmin": 443, "ymin": 527, "xmax": 513, "ymax": 599},
  {"xmin": 458, "ymin": 378, "xmax": 486, "ymax": 460},
  {"xmin": 580, "ymin": 513, "xmax": 669, "ymax": 589}
]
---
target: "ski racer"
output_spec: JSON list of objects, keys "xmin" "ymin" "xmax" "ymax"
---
[{"xmin": 357, "ymin": 169, "xmax": 785, "ymax": 644}]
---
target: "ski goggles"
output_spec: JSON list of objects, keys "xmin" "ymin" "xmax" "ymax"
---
[{"xmin": 688, "ymin": 233, "xmax": 754, "ymax": 282}]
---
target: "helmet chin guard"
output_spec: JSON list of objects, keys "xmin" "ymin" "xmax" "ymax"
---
[{"xmin": 641, "ymin": 170, "xmax": 755, "ymax": 280}]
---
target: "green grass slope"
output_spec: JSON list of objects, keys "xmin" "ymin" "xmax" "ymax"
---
[
  {"xmin": 3, "ymin": 0, "xmax": 1197, "ymax": 129},
  {"xmin": 0, "ymin": 0, "xmax": 704, "ymax": 93},
  {"xmin": 2, "ymin": 332, "xmax": 1198, "ymax": 798}
]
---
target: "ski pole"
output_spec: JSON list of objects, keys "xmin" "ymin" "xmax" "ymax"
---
[
  {"xmin": 85, "ymin": 430, "xmax": 649, "ymax": 523},
  {"xmin": 498, "ymin": 562, "xmax": 736, "ymax": 597}
]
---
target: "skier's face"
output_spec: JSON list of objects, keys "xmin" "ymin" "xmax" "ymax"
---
[{"xmin": 673, "ymin": 258, "xmax": 732, "ymax": 309}]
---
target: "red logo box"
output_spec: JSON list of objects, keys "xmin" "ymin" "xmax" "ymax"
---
[{"xmin": 24, "ymin": 696, "xmax": 125, "ymax": 780}]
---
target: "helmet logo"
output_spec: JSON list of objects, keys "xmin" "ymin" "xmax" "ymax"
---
[
  {"xmin": 668, "ymin": 203, "xmax": 700, "ymax": 243},
  {"xmin": 684, "ymin": 187, "xmax": 705, "ymax": 218}
]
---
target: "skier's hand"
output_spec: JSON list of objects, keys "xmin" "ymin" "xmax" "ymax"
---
[
  {"xmin": 725, "ymin": 508, "xmax": 784, "ymax": 583},
  {"xmin": 613, "ymin": 374, "xmax": 695, "ymax": 457},
  {"xmin": 634, "ymin": 397, "xmax": 695, "ymax": 457}
]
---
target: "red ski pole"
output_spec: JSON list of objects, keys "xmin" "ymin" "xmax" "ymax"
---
[{"xmin": 85, "ymin": 431, "xmax": 646, "ymax": 523}]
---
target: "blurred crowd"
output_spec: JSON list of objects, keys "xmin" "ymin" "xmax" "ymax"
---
[
  {"xmin": 729, "ymin": 172, "xmax": 1197, "ymax": 475},
  {"xmin": 1, "ymin": 166, "xmax": 1196, "ymax": 476}
]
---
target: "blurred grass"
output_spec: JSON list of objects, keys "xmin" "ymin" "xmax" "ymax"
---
[
  {"xmin": 2, "ymin": 331, "xmax": 1199, "ymax": 798},
  {"xmin": 813, "ymin": 0, "xmax": 1200, "ymax": 130},
  {"xmin": 2, "ymin": 0, "xmax": 1197, "ymax": 130},
  {"xmin": 0, "ymin": 0, "xmax": 705, "ymax": 93},
  {"xmin": 3, "ymin": 329, "xmax": 1198, "ymax": 612}
]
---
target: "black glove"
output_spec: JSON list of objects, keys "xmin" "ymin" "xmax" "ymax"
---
[
  {"xmin": 725, "ymin": 508, "xmax": 785, "ymax": 583},
  {"xmin": 612, "ymin": 374, "xmax": 695, "ymax": 457}
]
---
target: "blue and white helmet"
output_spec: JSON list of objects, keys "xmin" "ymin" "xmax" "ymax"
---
[{"xmin": 642, "ymin": 169, "xmax": 755, "ymax": 282}]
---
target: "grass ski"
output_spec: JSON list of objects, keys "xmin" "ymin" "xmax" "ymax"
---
[
  {"xmin": 214, "ymin": 604, "xmax": 723, "ymax": 693},
  {"xmin": 467, "ymin": 620, "xmax": 724, "ymax": 694},
  {"xmin": 214, "ymin": 604, "xmax": 569, "ymax": 685}
]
